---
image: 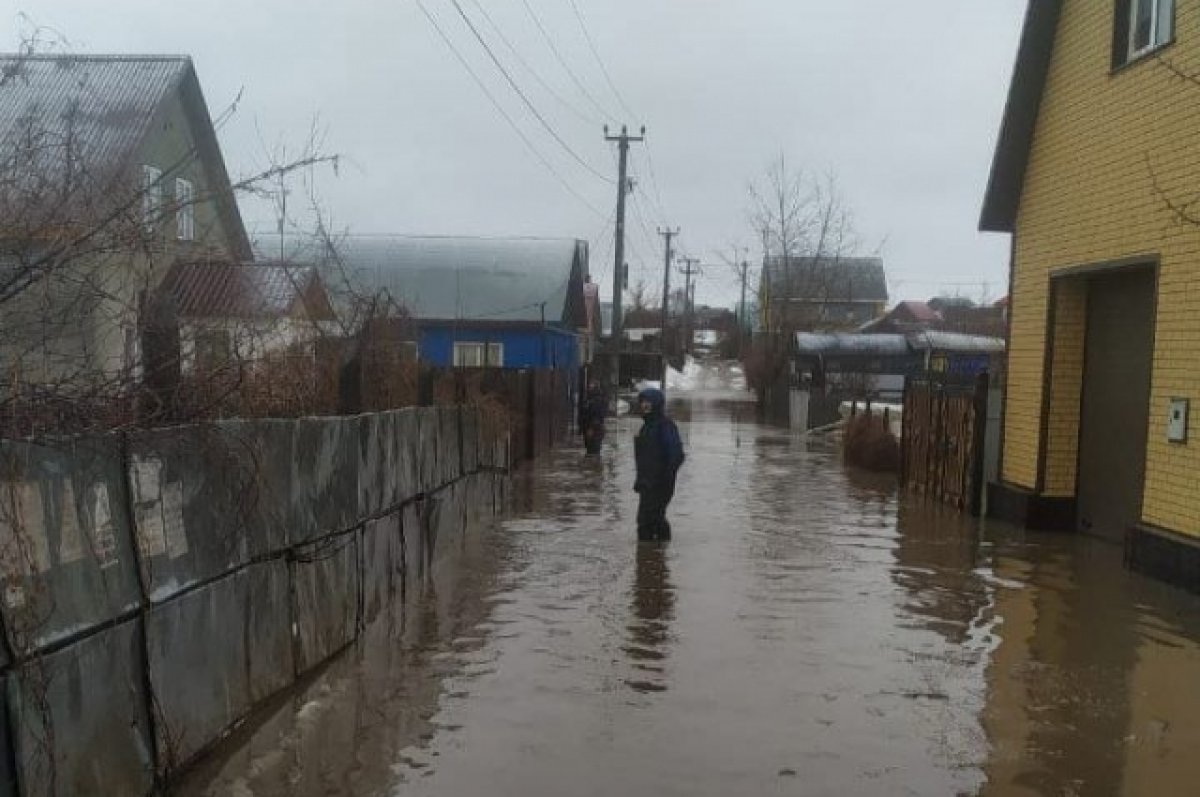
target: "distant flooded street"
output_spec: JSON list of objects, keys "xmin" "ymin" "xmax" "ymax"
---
[{"xmin": 176, "ymin": 391, "xmax": 1200, "ymax": 796}]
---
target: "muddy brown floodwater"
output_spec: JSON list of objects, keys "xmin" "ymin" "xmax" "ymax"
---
[{"xmin": 175, "ymin": 393, "xmax": 1200, "ymax": 797}]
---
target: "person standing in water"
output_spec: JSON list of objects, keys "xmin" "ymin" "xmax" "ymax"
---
[
  {"xmin": 633, "ymin": 388, "xmax": 684, "ymax": 541},
  {"xmin": 579, "ymin": 379, "xmax": 609, "ymax": 455}
]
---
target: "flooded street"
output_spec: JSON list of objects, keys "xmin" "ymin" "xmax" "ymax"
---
[{"xmin": 177, "ymin": 392, "xmax": 1200, "ymax": 797}]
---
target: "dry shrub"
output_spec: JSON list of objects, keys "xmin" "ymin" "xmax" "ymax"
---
[{"xmin": 843, "ymin": 412, "xmax": 900, "ymax": 472}]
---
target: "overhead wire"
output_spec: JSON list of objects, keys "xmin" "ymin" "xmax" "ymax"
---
[
  {"xmin": 417, "ymin": 0, "xmax": 607, "ymax": 219},
  {"xmin": 518, "ymin": 0, "xmax": 620, "ymax": 125},
  {"xmin": 563, "ymin": 0, "xmax": 639, "ymax": 121},
  {"xmin": 447, "ymin": 0, "xmax": 614, "ymax": 184},
  {"xmin": 466, "ymin": 0, "xmax": 603, "ymax": 128}
]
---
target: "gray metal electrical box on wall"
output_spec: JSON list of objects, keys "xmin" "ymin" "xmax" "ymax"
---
[{"xmin": 1167, "ymin": 398, "xmax": 1189, "ymax": 443}]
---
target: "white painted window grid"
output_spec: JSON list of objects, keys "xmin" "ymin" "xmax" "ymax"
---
[
  {"xmin": 175, "ymin": 178, "xmax": 195, "ymax": 241},
  {"xmin": 453, "ymin": 342, "xmax": 504, "ymax": 367},
  {"xmin": 141, "ymin": 165, "xmax": 163, "ymax": 231},
  {"xmin": 1129, "ymin": 0, "xmax": 1174, "ymax": 60}
]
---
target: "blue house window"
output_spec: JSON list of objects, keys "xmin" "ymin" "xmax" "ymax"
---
[{"xmin": 453, "ymin": 342, "xmax": 503, "ymax": 367}]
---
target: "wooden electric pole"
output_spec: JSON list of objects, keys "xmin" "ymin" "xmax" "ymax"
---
[
  {"xmin": 604, "ymin": 125, "xmax": 644, "ymax": 389},
  {"xmin": 657, "ymin": 226, "xmax": 680, "ymax": 387}
]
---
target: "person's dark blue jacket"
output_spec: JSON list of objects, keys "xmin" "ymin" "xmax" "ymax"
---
[{"xmin": 634, "ymin": 388, "xmax": 684, "ymax": 493}]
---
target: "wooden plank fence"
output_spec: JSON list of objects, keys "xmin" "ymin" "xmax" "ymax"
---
[{"xmin": 900, "ymin": 373, "xmax": 990, "ymax": 515}]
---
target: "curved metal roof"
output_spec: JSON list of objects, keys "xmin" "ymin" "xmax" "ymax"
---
[
  {"xmin": 269, "ymin": 234, "xmax": 586, "ymax": 325},
  {"xmin": 794, "ymin": 332, "xmax": 910, "ymax": 356}
]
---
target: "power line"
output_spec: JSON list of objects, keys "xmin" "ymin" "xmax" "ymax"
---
[
  {"xmin": 563, "ymin": 0, "xmax": 638, "ymax": 120},
  {"xmin": 638, "ymin": 143, "xmax": 671, "ymax": 222},
  {"xmin": 448, "ymin": 0, "xmax": 614, "ymax": 184},
  {"xmin": 466, "ymin": 0, "xmax": 602, "ymax": 127},
  {"xmin": 417, "ymin": 0, "xmax": 607, "ymax": 219},
  {"xmin": 518, "ymin": 0, "xmax": 620, "ymax": 125}
]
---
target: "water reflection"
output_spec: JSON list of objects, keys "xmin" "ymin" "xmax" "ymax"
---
[
  {"xmin": 623, "ymin": 542, "xmax": 675, "ymax": 693},
  {"xmin": 173, "ymin": 390, "xmax": 1200, "ymax": 797}
]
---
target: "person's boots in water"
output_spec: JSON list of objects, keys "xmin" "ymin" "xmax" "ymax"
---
[{"xmin": 633, "ymin": 388, "xmax": 685, "ymax": 541}]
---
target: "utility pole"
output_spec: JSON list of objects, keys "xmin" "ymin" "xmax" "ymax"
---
[
  {"xmin": 678, "ymin": 256, "xmax": 700, "ymax": 356},
  {"xmin": 604, "ymin": 125, "xmax": 644, "ymax": 390},
  {"xmin": 657, "ymin": 226, "xmax": 680, "ymax": 387}
]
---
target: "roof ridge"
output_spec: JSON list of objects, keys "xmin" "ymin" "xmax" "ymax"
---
[
  {"xmin": 0, "ymin": 53, "xmax": 192, "ymax": 62},
  {"xmin": 335, "ymin": 233, "xmax": 579, "ymax": 243}
]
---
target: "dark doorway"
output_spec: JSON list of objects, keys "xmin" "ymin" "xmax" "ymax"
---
[{"xmin": 1076, "ymin": 268, "xmax": 1156, "ymax": 540}]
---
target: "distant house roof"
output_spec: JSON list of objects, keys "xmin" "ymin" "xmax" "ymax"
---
[
  {"xmin": 0, "ymin": 53, "xmax": 251, "ymax": 257},
  {"xmin": 858, "ymin": 300, "xmax": 942, "ymax": 334},
  {"xmin": 910, "ymin": 331, "xmax": 1006, "ymax": 354},
  {"xmin": 795, "ymin": 332, "xmax": 910, "ymax": 357},
  {"xmin": 796, "ymin": 331, "xmax": 1005, "ymax": 358},
  {"xmin": 272, "ymin": 235, "xmax": 588, "ymax": 328},
  {"xmin": 979, "ymin": 1, "xmax": 1063, "ymax": 232},
  {"xmin": 764, "ymin": 256, "xmax": 888, "ymax": 303},
  {"xmin": 158, "ymin": 260, "xmax": 333, "ymax": 321}
]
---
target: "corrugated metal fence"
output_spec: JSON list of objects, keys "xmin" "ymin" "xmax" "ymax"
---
[{"xmin": 0, "ymin": 406, "xmax": 510, "ymax": 796}]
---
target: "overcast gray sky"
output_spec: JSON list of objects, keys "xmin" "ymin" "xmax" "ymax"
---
[{"xmin": 5, "ymin": 0, "xmax": 1026, "ymax": 308}]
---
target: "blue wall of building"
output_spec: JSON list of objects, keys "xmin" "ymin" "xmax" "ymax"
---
[{"xmin": 418, "ymin": 325, "xmax": 579, "ymax": 370}]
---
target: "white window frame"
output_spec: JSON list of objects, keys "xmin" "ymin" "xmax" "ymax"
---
[
  {"xmin": 452, "ymin": 342, "xmax": 504, "ymax": 368},
  {"xmin": 1128, "ymin": 0, "xmax": 1174, "ymax": 61},
  {"xmin": 175, "ymin": 177, "xmax": 195, "ymax": 241},
  {"xmin": 141, "ymin": 165, "xmax": 163, "ymax": 231}
]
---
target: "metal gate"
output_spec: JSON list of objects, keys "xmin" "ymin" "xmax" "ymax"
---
[{"xmin": 900, "ymin": 373, "xmax": 989, "ymax": 515}]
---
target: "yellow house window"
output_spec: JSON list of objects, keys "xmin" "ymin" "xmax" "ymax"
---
[{"xmin": 1118, "ymin": 0, "xmax": 1174, "ymax": 65}]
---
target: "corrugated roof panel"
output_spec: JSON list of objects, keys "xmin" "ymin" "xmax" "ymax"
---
[
  {"xmin": 265, "ymin": 235, "xmax": 584, "ymax": 324},
  {"xmin": 0, "ymin": 55, "xmax": 190, "ymax": 183},
  {"xmin": 158, "ymin": 260, "xmax": 318, "ymax": 320},
  {"xmin": 910, "ymin": 331, "xmax": 1006, "ymax": 354},
  {"xmin": 794, "ymin": 332, "xmax": 910, "ymax": 356}
]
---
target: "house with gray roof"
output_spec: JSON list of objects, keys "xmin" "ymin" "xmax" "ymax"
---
[
  {"xmin": 275, "ymin": 234, "xmax": 589, "ymax": 371},
  {"xmin": 0, "ymin": 53, "xmax": 251, "ymax": 389},
  {"xmin": 760, "ymin": 256, "xmax": 888, "ymax": 332}
]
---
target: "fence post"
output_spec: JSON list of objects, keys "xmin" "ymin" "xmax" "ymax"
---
[
  {"xmin": 899, "ymin": 379, "xmax": 910, "ymax": 488},
  {"xmin": 969, "ymin": 371, "xmax": 991, "ymax": 517}
]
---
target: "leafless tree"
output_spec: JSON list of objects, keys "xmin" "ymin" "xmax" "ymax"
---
[
  {"xmin": 748, "ymin": 155, "xmax": 860, "ymax": 338},
  {"xmin": 744, "ymin": 155, "xmax": 860, "ymax": 407}
]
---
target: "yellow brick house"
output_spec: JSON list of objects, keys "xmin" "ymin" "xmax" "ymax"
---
[{"xmin": 982, "ymin": 0, "xmax": 1200, "ymax": 588}]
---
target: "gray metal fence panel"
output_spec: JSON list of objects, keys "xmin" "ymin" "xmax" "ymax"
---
[
  {"xmin": 127, "ymin": 426, "xmax": 260, "ymax": 603},
  {"xmin": 246, "ymin": 559, "xmax": 293, "ymax": 705},
  {"xmin": 361, "ymin": 514, "xmax": 401, "ymax": 628},
  {"xmin": 416, "ymin": 408, "xmax": 439, "ymax": 495},
  {"xmin": 357, "ymin": 414, "xmax": 388, "ymax": 520},
  {"xmin": 400, "ymin": 501, "xmax": 426, "ymax": 602},
  {"xmin": 461, "ymin": 407, "xmax": 481, "ymax": 474},
  {"xmin": 292, "ymin": 533, "xmax": 360, "ymax": 675},
  {"xmin": 213, "ymin": 419, "xmax": 294, "ymax": 559},
  {"xmin": 289, "ymin": 418, "xmax": 359, "ymax": 544},
  {"xmin": 438, "ymin": 407, "xmax": 462, "ymax": 485},
  {"xmin": 0, "ymin": 436, "xmax": 141, "ymax": 656},
  {"xmin": 146, "ymin": 569, "xmax": 251, "ymax": 773},
  {"xmin": 394, "ymin": 409, "xmax": 421, "ymax": 506},
  {"xmin": 7, "ymin": 619, "xmax": 154, "ymax": 797},
  {"xmin": 427, "ymin": 482, "xmax": 466, "ymax": 568}
]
